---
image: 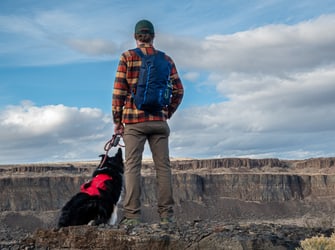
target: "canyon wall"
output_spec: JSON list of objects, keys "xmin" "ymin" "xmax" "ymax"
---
[
  {"xmin": 1, "ymin": 157, "xmax": 335, "ymax": 249},
  {"xmin": 1, "ymin": 158, "xmax": 335, "ymax": 222}
]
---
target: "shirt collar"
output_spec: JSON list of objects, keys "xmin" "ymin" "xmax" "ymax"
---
[{"xmin": 138, "ymin": 43, "xmax": 154, "ymax": 48}]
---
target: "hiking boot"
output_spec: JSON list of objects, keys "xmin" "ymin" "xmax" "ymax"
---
[
  {"xmin": 160, "ymin": 217, "xmax": 174, "ymax": 225},
  {"xmin": 119, "ymin": 217, "xmax": 140, "ymax": 228},
  {"xmin": 159, "ymin": 217, "xmax": 176, "ymax": 232}
]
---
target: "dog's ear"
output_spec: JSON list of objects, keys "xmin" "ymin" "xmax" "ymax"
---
[
  {"xmin": 98, "ymin": 154, "xmax": 105, "ymax": 164},
  {"xmin": 115, "ymin": 148, "xmax": 123, "ymax": 162}
]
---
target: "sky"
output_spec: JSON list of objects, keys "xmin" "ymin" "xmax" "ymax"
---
[{"xmin": 1, "ymin": 0, "xmax": 335, "ymax": 164}]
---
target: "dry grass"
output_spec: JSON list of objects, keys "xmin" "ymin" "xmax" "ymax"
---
[{"xmin": 297, "ymin": 233, "xmax": 335, "ymax": 250}]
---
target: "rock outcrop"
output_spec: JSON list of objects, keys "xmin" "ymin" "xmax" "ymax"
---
[{"xmin": 19, "ymin": 222, "xmax": 334, "ymax": 250}]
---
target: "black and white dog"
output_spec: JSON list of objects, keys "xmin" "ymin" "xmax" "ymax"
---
[{"xmin": 58, "ymin": 148, "xmax": 124, "ymax": 227}]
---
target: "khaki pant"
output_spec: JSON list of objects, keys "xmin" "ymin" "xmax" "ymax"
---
[{"xmin": 123, "ymin": 121, "xmax": 174, "ymax": 219}]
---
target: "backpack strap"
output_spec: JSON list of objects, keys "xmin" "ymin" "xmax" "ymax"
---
[
  {"xmin": 134, "ymin": 48, "xmax": 164, "ymax": 58},
  {"xmin": 134, "ymin": 48, "xmax": 145, "ymax": 58},
  {"xmin": 131, "ymin": 48, "xmax": 144, "ymax": 98}
]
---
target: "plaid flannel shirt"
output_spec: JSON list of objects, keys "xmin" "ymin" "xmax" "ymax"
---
[{"xmin": 112, "ymin": 44, "xmax": 184, "ymax": 124}]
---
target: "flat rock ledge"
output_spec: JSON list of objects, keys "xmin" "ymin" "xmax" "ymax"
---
[{"xmin": 8, "ymin": 220, "xmax": 334, "ymax": 250}]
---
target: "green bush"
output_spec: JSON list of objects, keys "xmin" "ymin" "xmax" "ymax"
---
[{"xmin": 297, "ymin": 233, "xmax": 335, "ymax": 250}]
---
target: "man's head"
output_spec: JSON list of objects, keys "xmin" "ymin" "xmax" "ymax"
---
[{"xmin": 134, "ymin": 19, "xmax": 155, "ymax": 43}]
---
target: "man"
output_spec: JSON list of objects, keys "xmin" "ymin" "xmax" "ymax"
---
[{"xmin": 112, "ymin": 20, "xmax": 184, "ymax": 226}]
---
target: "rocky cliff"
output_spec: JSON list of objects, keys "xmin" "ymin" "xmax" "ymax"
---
[{"xmin": 1, "ymin": 157, "xmax": 335, "ymax": 249}]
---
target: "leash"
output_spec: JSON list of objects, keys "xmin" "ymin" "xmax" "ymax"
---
[
  {"xmin": 99, "ymin": 134, "xmax": 124, "ymax": 168},
  {"xmin": 104, "ymin": 134, "xmax": 124, "ymax": 151}
]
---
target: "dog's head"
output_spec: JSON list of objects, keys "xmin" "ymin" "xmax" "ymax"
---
[{"xmin": 93, "ymin": 148, "xmax": 124, "ymax": 177}]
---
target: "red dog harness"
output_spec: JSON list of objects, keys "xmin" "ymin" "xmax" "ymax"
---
[{"xmin": 80, "ymin": 174, "xmax": 112, "ymax": 196}]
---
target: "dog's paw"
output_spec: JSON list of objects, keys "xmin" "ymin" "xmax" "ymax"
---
[{"xmin": 88, "ymin": 220, "xmax": 96, "ymax": 226}]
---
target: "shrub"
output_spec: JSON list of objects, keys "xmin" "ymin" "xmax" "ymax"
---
[{"xmin": 297, "ymin": 233, "xmax": 335, "ymax": 250}]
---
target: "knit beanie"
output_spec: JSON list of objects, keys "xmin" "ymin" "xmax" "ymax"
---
[{"xmin": 135, "ymin": 20, "xmax": 154, "ymax": 34}]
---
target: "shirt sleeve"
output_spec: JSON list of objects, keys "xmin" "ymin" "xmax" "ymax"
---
[
  {"xmin": 112, "ymin": 54, "xmax": 128, "ymax": 124},
  {"xmin": 167, "ymin": 59, "xmax": 184, "ymax": 118}
]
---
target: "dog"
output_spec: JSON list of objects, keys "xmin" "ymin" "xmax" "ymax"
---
[{"xmin": 58, "ymin": 148, "xmax": 124, "ymax": 227}]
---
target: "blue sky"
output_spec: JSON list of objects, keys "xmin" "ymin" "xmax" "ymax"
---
[{"xmin": 1, "ymin": 0, "xmax": 335, "ymax": 164}]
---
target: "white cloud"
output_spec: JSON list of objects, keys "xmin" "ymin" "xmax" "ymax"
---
[
  {"xmin": 161, "ymin": 15, "xmax": 335, "ymax": 75},
  {"xmin": 164, "ymin": 16, "xmax": 335, "ymax": 159},
  {"xmin": 65, "ymin": 38, "xmax": 118, "ymax": 56},
  {"xmin": 0, "ymin": 9, "xmax": 124, "ymax": 65},
  {"xmin": 168, "ymin": 64, "xmax": 335, "ymax": 159},
  {"xmin": 0, "ymin": 101, "xmax": 115, "ymax": 163},
  {"xmin": 182, "ymin": 72, "xmax": 200, "ymax": 82}
]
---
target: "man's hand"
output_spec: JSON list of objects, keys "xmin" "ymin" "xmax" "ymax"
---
[{"xmin": 114, "ymin": 123, "xmax": 124, "ymax": 135}]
